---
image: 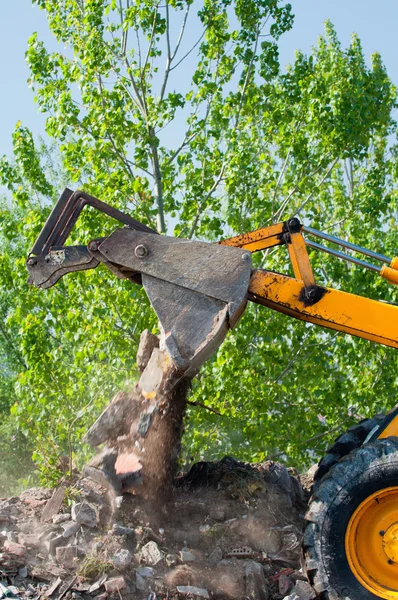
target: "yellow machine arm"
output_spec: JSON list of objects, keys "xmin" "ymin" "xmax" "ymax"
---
[{"xmin": 221, "ymin": 217, "xmax": 398, "ymax": 349}]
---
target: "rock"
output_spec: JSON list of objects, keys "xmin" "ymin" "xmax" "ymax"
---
[
  {"xmin": 208, "ymin": 547, "xmax": 223, "ymax": 566},
  {"xmin": 56, "ymin": 545, "xmax": 85, "ymax": 569},
  {"xmin": 136, "ymin": 567, "xmax": 155, "ymax": 577},
  {"xmin": 135, "ymin": 568, "xmax": 154, "ymax": 593},
  {"xmin": 18, "ymin": 566, "xmax": 28, "ymax": 578},
  {"xmin": 84, "ymin": 392, "xmax": 140, "ymax": 447},
  {"xmin": 71, "ymin": 502, "xmax": 98, "ymax": 528},
  {"xmin": 18, "ymin": 533, "xmax": 41, "ymax": 548},
  {"xmin": 61, "ymin": 522, "xmax": 80, "ymax": 538},
  {"xmin": 41, "ymin": 486, "xmax": 66, "ymax": 523},
  {"xmin": 104, "ymin": 577, "xmax": 126, "ymax": 593},
  {"xmin": 139, "ymin": 347, "xmax": 167, "ymax": 397},
  {"xmin": 176, "ymin": 587, "xmax": 210, "ymax": 599},
  {"xmin": 279, "ymin": 573, "xmax": 293, "ymax": 595},
  {"xmin": 261, "ymin": 529, "xmax": 282, "ymax": 555},
  {"xmin": 46, "ymin": 577, "xmax": 63, "ymax": 597},
  {"xmin": 88, "ymin": 574, "xmax": 108, "ymax": 593},
  {"xmin": 112, "ymin": 548, "xmax": 132, "ymax": 569},
  {"xmin": 140, "ymin": 541, "xmax": 163, "ymax": 565},
  {"xmin": 137, "ymin": 330, "xmax": 159, "ymax": 372},
  {"xmin": 284, "ymin": 580, "xmax": 316, "ymax": 600},
  {"xmin": 3, "ymin": 541, "xmax": 26, "ymax": 557},
  {"xmin": 112, "ymin": 523, "xmax": 134, "ymax": 536},
  {"xmin": 165, "ymin": 554, "xmax": 177, "ymax": 567},
  {"xmin": 47, "ymin": 534, "xmax": 66, "ymax": 557},
  {"xmin": 52, "ymin": 513, "xmax": 71, "ymax": 524},
  {"xmin": 180, "ymin": 547, "xmax": 196, "ymax": 562},
  {"xmin": 244, "ymin": 560, "xmax": 269, "ymax": 600},
  {"xmin": 136, "ymin": 573, "xmax": 146, "ymax": 592}
]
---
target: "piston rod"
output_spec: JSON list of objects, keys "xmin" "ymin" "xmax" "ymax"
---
[
  {"xmin": 304, "ymin": 239, "xmax": 381, "ymax": 273},
  {"xmin": 303, "ymin": 226, "xmax": 390, "ymax": 264}
]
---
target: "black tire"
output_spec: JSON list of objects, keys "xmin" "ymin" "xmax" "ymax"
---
[
  {"xmin": 304, "ymin": 437, "xmax": 398, "ymax": 600},
  {"xmin": 313, "ymin": 414, "xmax": 385, "ymax": 491}
]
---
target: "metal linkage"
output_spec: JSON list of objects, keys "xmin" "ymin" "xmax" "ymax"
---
[{"xmin": 303, "ymin": 225, "xmax": 390, "ymax": 265}]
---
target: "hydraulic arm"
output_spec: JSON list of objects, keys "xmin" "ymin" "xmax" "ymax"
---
[{"xmin": 27, "ymin": 189, "xmax": 398, "ymax": 378}]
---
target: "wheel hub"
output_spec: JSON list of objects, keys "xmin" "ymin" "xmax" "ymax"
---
[
  {"xmin": 345, "ymin": 487, "xmax": 398, "ymax": 599},
  {"xmin": 383, "ymin": 522, "xmax": 398, "ymax": 564}
]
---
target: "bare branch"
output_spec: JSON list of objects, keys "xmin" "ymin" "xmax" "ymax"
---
[
  {"xmin": 188, "ymin": 162, "xmax": 226, "ymax": 239},
  {"xmin": 295, "ymin": 158, "xmax": 339, "ymax": 217},
  {"xmin": 170, "ymin": 30, "xmax": 206, "ymax": 72},
  {"xmin": 187, "ymin": 400, "xmax": 222, "ymax": 416},
  {"xmin": 171, "ymin": 4, "xmax": 190, "ymax": 61},
  {"xmin": 142, "ymin": 5, "xmax": 159, "ymax": 75}
]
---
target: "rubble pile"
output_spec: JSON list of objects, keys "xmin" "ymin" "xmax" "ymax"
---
[{"xmin": 0, "ymin": 458, "xmax": 315, "ymax": 600}]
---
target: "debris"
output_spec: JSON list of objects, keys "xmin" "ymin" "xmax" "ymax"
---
[
  {"xmin": 3, "ymin": 541, "xmax": 26, "ymax": 557},
  {"xmin": 104, "ymin": 577, "xmax": 126, "ymax": 593},
  {"xmin": 137, "ymin": 330, "xmax": 160, "ymax": 372},
  {"xmin": 52, "ymin": 514, "xmax": 71, "ymax": 524},
  {"xmin": 46, "ymin": 577, "xmax": 62, "ymax": 597},
  {"xmin": 47, "ymin": 534, "xmax": 66, "ymax": 557},
  {"xmin": 139, "ymin": 347, "xmax": 168, "ymax": 397},
  {"xmin": 61, "ymin": 522, "xmax": 80, "ymax": 538},
  {"xmin": 112, "ymin": 548, "xmax": 132, "ymax": 569},
  {"xmin": 0, "ymin": 583, "xmax": 18, "ymax": 599},
  {"xmin": 88, "ymin": 574, "xmax": 108, "ymax": 594},
  {"xmin": 71, "ymin": 502, "xmax": 98, "ymax": 528},
  {"xmin": 112, "ymin": 523, "xmax": 134, "ymax": 536},
  {"xmin": 165, "ymin": 554, "xmax": 177, "ymax": 567},
  {"xmin": 41, "ymin": 487, "xmax": 66, "ymax": 523},
  {"xmin": 226, "ymin": 547, "xmax": 253, "ymax": 559},
  {"xmin": 55, "ymin": 546, "xmax": 81, "ymax": 569},
  {"xmin": 180, "ymin": 548, "xmax": 196, "ymax": 562},
  {"xmin": 134, "ymin": 573, "xmax": 145, "ymax": 591},
  {"xmin": 284, "ymin": 580, "xmax": 316, "ymax": 600},
  {"xmin": 176, "ymin": 586, "xmax": 210, "ymax": 599},
  {"xmin": 57, "ymin": 576, "xmax": 77, "ymax": 600},
  {"xmin": 136, "ymin": 567, "xmax": 155, "ymax": 578},
  {"xmin": 140, "ymin": 541, "xmax": 163, "ymax": 565},
  {"xmin": 18, "ymin": 566, "xmax": 28, "ymax": 578},
  {"xmin": 279, "ymin": 573, "xmax": 293, "ymax": 596},
  {"xmin": 244, "ymin": 560, "xmax": 269, "ymax": 600}
]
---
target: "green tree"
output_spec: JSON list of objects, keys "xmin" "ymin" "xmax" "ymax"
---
[{"xmin": 0, "ymin": 2, "xmax": 397, "ymax": 482}]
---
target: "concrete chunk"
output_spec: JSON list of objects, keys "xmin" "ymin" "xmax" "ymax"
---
[{"xmin": 137, "ymin": 330, "xmax": 159, "ymax": 372}]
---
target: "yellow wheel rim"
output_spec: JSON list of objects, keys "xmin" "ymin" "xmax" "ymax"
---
[{"xmin": 345, "ymin": 487, "xmax": 398, "ymax": 599}]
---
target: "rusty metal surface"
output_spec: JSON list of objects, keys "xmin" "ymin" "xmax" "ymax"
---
[
  {"xmin": 142, "ymin": 274, "xmax": 230, "ymax": 375},
  {"xmin": 30, "ymin": 188, "xmax": 156, "ymax": 258},
  {"xmin": 97, "ymin": 228, "xmax": 252, "ymax": 325},
  {"xmin": 27, "ymin": 246, "xmax": 99, "ymax": 289}
]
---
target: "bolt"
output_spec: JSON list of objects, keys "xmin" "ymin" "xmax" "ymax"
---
[
  {"xmin": 388, "ymin": 559, "xmax": 394, "ymax": 565},
  {"xmin": 135, "ymin": 244, "xmax": 148, "ymax": 258},
  {"xmin": 287, "ymin": 217, "xmax": 301, "ymax": 233},
  {"xmin": 88, "ymin": 240, "xmax": 99, "ymax": 252},
  {"xmin": 242, "ymin": 252, "xmax": 250, "ymax": 261},
  {"xmin": 27, "ymin": 257, "xmax": 37, "ymax": 266},
  {"xmin": 380, "ymin": 530, "xmax": 385, "ymax": 536}
]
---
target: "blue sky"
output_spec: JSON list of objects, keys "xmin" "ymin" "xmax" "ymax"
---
[{"xmin": 1, "ymin": 1, "xmax": 397, "ymax": 157}]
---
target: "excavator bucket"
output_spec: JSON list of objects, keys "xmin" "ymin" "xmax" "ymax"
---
[{"xmin": 27, "ymin": 189, "xmax": 252, "ymax": 376}]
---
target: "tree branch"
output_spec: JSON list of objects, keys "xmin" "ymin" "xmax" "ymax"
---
[
  {"xmin": 187, "ymin": 162, "xmax": 226, "ymax": 239},
  {"xmin": 187, "ymin": 400, "xmax": 222, "ymax": 416},
  {"xmin": 295, "ymin": 158, "xmax": 339, "ymax": 217}
]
